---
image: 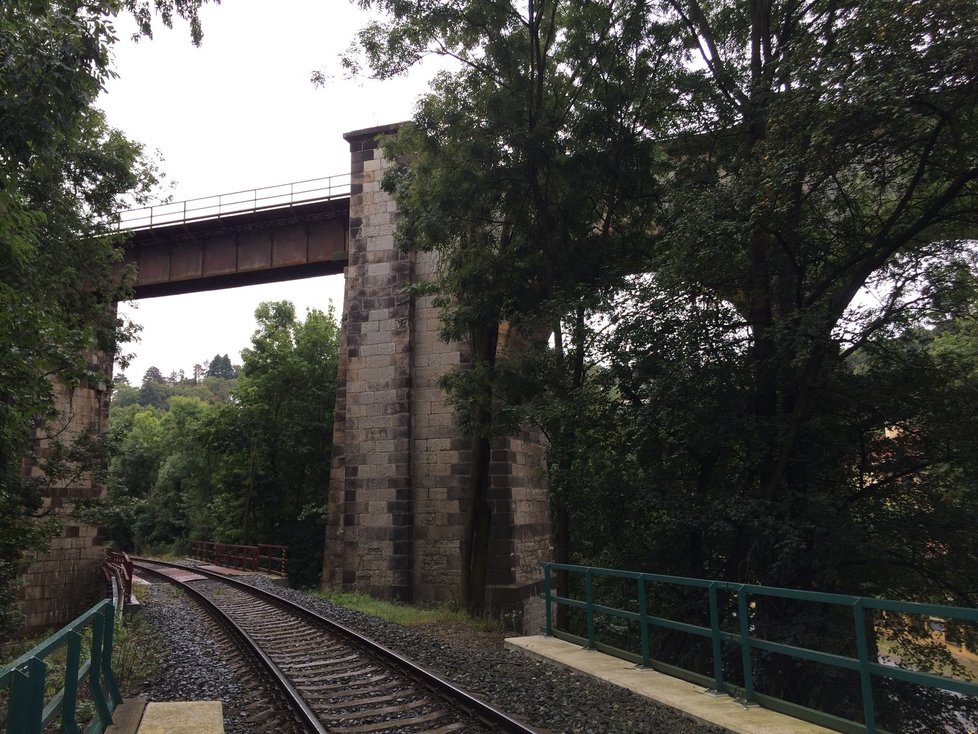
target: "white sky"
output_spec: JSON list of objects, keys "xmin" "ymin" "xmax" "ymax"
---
[{"xmin": 101, "ymin": 1, "xmax": 438, "ymax": 383}]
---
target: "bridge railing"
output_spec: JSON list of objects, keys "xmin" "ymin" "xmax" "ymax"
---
[
  {"xmin": 0, "ymin": 599, "xmax": 122, "ymax": 734},
  {"xmin": 189, "ymin": 540, "xmax": 288, "ymax": 577},
  {"xmin": 102, "ymin": 551, "xmax": 134, "ymax": 618},
  {"xmin": 116, "ymin": 173, "xmax": 350, "ymax": 231},
  {"xmin": 542, "ymin": 562, "xmax": 978, "ymax": 734}
]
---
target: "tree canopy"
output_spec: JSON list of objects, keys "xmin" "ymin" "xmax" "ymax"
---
[
  {"xmin": 207, "ymin": 353, "xmax": 235, "ymax": 379},
  {"xmin": 92, "ymin": 302, "xmax": 340, "ymax": 588},
  {"xmin": 353, "ymin": 0, "xmax": 978, "ymax": 728},
  {"xmin": 0, "ymin": 0, "xmax": 212, "ymax": 641}
]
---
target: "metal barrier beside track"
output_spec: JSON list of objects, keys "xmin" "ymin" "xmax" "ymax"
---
[
  {"xmin": 542, "ymin": 562, "xmax": 978, "ymax": 734},
  {"xmin": 103, "ymin": 551, "xmax": 134, "ymax": 617},
  {"xmin": 189, "ymin": 540, "xmax": 288, "ymax": 576},
  {"xmin": 0, "ymin": 600, "xmax": 121, "ymax": 734}
]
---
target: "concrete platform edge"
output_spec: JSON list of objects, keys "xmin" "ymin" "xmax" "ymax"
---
[
  {"xmin": 504, "ymin": 635, "xmax": 835, "ymax": 734},
  {"xmin": 137, "ymin": 701, "xmax": 224, "ymax": 734}
]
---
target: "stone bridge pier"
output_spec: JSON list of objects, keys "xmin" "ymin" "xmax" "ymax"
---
[
  {"xmin": 18, "ymin": 352, "xmax": 113, "ymax": 632},
  {"xmin": 323, "ymin": 124, "xmax": 552, "ymax": 631}
]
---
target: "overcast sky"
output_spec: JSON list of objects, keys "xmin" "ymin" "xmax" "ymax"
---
[{"xmin": 100, "ymin": 1, "xmax": 438, "ymax": 382}]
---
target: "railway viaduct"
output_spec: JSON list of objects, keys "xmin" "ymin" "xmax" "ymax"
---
[{"xmin": 18, "ymin": 124, "xmax": 551, "ymax": 633}]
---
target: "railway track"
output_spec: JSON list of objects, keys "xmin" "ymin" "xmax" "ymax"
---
[{"xmin": 132, "ymin": 558, "xmax": 538, "ymax": 734}]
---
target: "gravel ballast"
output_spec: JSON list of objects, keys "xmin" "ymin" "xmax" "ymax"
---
[{"xmin": 133, "ymin": 570, "xmax": 725, "ymax": 734}]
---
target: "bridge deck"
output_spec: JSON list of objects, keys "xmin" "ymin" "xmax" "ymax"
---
[{"xmin": 123, "ymin": 197, "xmax": 349, "ymax": 298}]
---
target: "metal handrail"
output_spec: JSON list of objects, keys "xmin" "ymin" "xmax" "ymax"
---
[
  {"xmin": 116, "ymin": 173, "xmax": 351, "ymax": 231},
  {"xmin": 103, "ymin": 551, "xmax": 134, "ymax": 618},
  {"xmin": 542, "ymin": 562, "xmax": 978, "ymax": 734},
  {"xmin": 189, "ymin": 540, "xmax": 288, "ymax": 577},
  {"xmin": 0, "ymin": 599, "xmax": 122, "ymax": 734}
]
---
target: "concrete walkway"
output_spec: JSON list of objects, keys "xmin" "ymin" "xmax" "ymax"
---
[
  {"xmin": 505, "ymin": 636, "xmax": 835, "ymax": 734},
  {"xmin": 137, "ymin": 702, "xmax": 224, "ymax": 734},
  {"xmin": 106, "ymin": 699, "xmax": 224, "ymax": 734}
]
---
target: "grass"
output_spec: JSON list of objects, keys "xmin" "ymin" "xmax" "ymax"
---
[
  {"xmin": 314, "ymin": 589, "xmax": 502, "ymax": 633},
  {"xmin": 877, "ymin": 632, "xmax": 978, "ymax": 682},
  {"xmin": 2, "ymin": 629, "xmax": 48, "ymax": 667}
]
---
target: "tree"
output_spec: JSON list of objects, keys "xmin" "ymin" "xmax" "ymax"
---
[
  {"xmin": 1, "ymin": 3, "xmax": 148, "ymax": 640},
  {"xmin": 99, "ymin": 302, "xmax": 340, "ymax": 584},
  {"xmin": 0, "ymin": 0, "xmax": 212, "ymax": 640},
  {"xmin": 353, "ymin": 0, "xmax": 978, "ymax": 727},
  {"xmin": 231, "ymin": 302, "xmax": 340, "ymax": 585},
  {"xmin": 132, "ymin": 396, "xmax": 212, "ymax": 551},
  {"xmin": 206, "ymin": 353, "xmax": 235, "ymax": 379},
  {"xmin": 111, "ymin": 374, "xmax": 140, "ymax": 408},
  {"xmin": 358, "ymin": 0, "xmax": 687, "ymax": 612},
  {"xmin": 138, "ymin": 366, "xmax": 170, "ymax": 409},
  {"xmin": 644, "ymin": 6, "xmax": 978, "ymax": 724},
  {"xmin": 655, "ymin": 0, "xmax": 978, "ymax": 584}
]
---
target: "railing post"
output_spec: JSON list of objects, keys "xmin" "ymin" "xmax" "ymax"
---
[
  {"xmin": 25, "ymin": 657, "xmax": 46, "ymax": 734},
  {"xmin": 7, "ymin": 663, "xmax": 39, "ymax": 734},
  {"xmin": 709, "ymin": 582, "xmax": 724, "ymax": 693},
  {"xmin": 61, "ymin": 631, "xmax": 82, "ymax": 734},
  {"xmin": 638, "ymin": 575, "xmax": 650, "ymax": 667},
  {"xmin": 853, "ymin": 600, "xmax": 877, "ymax": 734},
  {"xmin": 585, "ymin": 568, "xmax": 595, "ymax": 649},
  {"xmin": 543, "ymin": 565, "xmax": 552, "ymax": 636},
  {"xmin": 102, "ymin": 604, "xmax": 122, "ymax": 709},
  {"xmin": 88, "ymin": 610, "xmax": 113, "ymax": 728},
  {"xmin": 736, "ymin": 586, "xmax": 755, "ymax": 703}
]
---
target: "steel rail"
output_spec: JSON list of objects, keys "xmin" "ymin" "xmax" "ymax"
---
[
  {"xmin": 132, "ymin": 557, "xmax": 538, "ymax": 734},
  {"xmin": 133, "ymin": 561, "xmax": 323, "ymax": 734}
]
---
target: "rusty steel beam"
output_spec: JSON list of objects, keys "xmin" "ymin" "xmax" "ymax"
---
[{"xmin": 122, "ymin": 198, "xmax": 349, "ymax": 299}]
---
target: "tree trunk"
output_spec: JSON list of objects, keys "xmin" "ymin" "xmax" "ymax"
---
[
  {"xmin": 459, "ymin": 323, "xmax": 499, "ymax": 615},
  {"xmin": 551, "ymin": 306, "xmax": 586, "ymax": 628}
]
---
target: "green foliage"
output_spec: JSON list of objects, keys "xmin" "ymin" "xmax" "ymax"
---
[
  {"xmin": 0, "ymin": 0, "xmax": 179, "ymax": 643},
  {"xmin": 111, "ymin": 613, "xmax": 161, "ymax": 694},
  {"xmin": 111, "ymin": 375, "xmax": 140, "ymax": 409},
  {"xmin": 206, "ymin": 353, "xmax": 235, "ymax": 380},
  {"xmin": 234, "ymin": 302, "xmax": 340, "ymax": 586},
  {"xmin": 102, "ymin": 302, "xmax": 339, "ymax": 586},
  {"xmin": 365, "ymin": 0, "xmax": 687, "ymax": 613},
  {"xmin": 0, "ymin": 0, "xmax": 211, "ymax": 644},
  {"xmin": 356, "ymin": 0, "xmax": 978, "ymax": 728}
]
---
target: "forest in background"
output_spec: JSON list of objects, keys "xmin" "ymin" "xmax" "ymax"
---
[{"xmin": 82, "ymin": 302, "xmax": 340, "ymax": 588}]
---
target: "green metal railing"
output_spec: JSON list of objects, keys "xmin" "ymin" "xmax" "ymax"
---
[
  {"xmin": 542, "ymin": 562, "xmax": 978, "ymax": 734},
  {"xmin": 0, "ymin": 600, "xmax": 122, "ymax": 734}
]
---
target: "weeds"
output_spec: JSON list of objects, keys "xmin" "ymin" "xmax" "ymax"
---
[
  {"xmin": 315, "ymin": 589, "xmax": 501, "ymax": 633},
  {"xmin": 112, "ymin": 613, "xmax": 160, "ymax": 693}
]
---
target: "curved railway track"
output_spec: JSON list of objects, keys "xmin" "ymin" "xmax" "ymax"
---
[{"xmin": 132, "ymin": 558, "xmax": 538, "ymax": 734}]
